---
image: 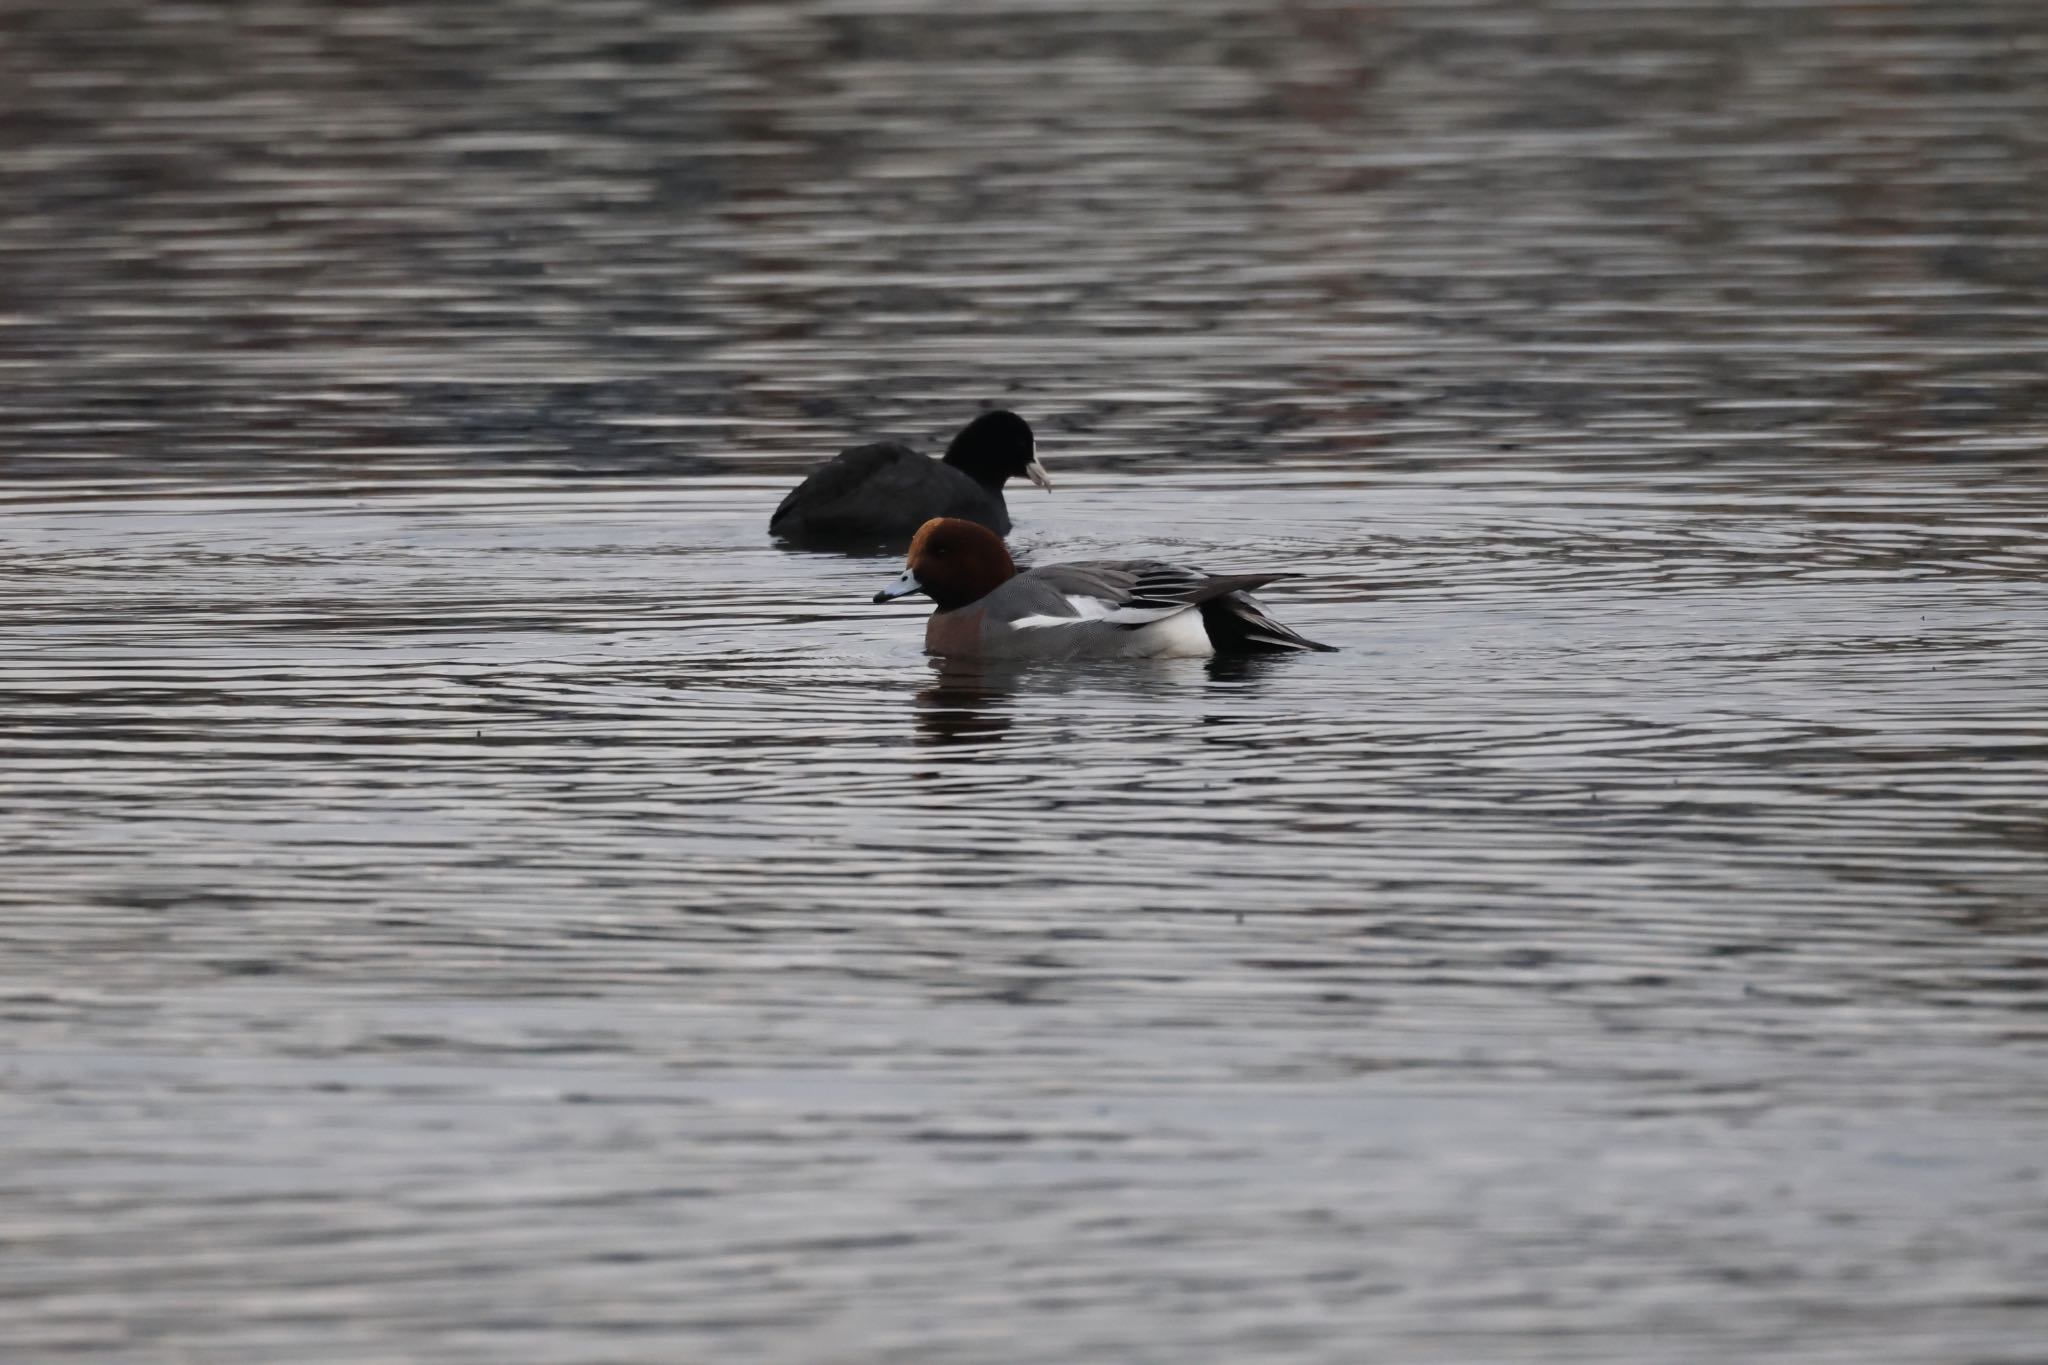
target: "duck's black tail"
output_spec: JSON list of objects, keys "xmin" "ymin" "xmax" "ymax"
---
[{"xmin": 1199, "ymin": 584, "xmax": 1336, "ymax": 654}]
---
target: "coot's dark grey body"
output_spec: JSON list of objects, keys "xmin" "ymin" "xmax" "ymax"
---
[{"xmin": 769, "ymin": 411, "xmax": 1047, "ymax": 547}]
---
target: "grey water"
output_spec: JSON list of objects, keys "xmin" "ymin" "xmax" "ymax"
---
[{"xmin": 5, "ymin": 1, "xmax": 2048, "ymax": 1361}]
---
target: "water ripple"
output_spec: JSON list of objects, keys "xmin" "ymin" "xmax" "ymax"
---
[{"xmin": 7, "ymin": 1, "xmax": 2048, "ymax": 1361}]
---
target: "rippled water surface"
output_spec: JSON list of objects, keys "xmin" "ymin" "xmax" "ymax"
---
[{"xmin": 6, "ymin": 1, "xmax": 2048, "ymax": 1361}]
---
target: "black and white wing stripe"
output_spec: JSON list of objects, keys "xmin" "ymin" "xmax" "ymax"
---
[
  {"xmin": 1114, "ymin": 564, "xmax": 1224, "ymax": 620},
  {"xmin": 1012, "ymin": 560, "xmax": 1295, "ymax": 628},
  {"xmin": 1005, "ymin": 557, "xmax": 1335, "ymax": 652}
]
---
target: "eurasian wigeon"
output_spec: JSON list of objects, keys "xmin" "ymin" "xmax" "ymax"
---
[
  {"xmin": 873, "ymin": 517, "xmax": 1336, "ymax": 659},
  {"xmin": 769, "ymin": 410, "xmax": 1051, "ymax": 546}
]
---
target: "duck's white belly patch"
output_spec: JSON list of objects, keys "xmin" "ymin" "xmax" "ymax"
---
[{"xmin": 1116, "ymin": 609, "xmax": 1213, "ymax": 658}]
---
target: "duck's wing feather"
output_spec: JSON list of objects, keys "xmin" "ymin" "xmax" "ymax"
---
[
  {"xmin": 1013, "ymin": 560, "xmax": 1294, "ymax": 627},
  {"xmin": 1198, "ymin": 589, "xmax": 1337, "ymax": 652}
]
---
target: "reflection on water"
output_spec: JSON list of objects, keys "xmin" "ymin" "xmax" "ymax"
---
[
  {"xmin": 5, "ymin": 1, "xmax": 2048, "ymax": 1362},
  {"xmin": 915, "ymin": 664, "xmax": 1017, "ymax": 746}
]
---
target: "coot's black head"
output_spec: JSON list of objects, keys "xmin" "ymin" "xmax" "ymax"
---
[{"xmin": 941, "ymin": 410, "xmax": 1051, "ymax": 493}]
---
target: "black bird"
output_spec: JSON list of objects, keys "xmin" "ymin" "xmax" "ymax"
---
[{"xmin": 769, "ymin": 410, "xmax": 1050, "ymax": 547}]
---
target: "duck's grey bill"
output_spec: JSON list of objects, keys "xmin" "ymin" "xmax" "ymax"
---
[
  {"xmin": 873, "ymin": 569, "xmax": 923, "ymax": 603},
  {"xmin": 1025, "ymin": 457, "xmax": 1053, "ymax": 492}
]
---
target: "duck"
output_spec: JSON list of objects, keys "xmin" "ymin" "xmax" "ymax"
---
[
  {"xmin": 872, "ymin": 517, "xmax": 1335, "ymax": 659},
  {"xmin": 769, "ymin": 410, "xmax": 1051, "ymax": 546}
]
